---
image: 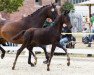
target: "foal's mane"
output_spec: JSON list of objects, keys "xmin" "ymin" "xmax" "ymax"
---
[
  {"xmin": 53, "ymin": 14, "xmax": 62, "ymax": 26},
  {"xmin": 50, "ymin": 14, "xmax": 64, "ymax": 33},
  {"xmin": 53, "ymin": 13, "xmax": 70, "ymax": 26}
]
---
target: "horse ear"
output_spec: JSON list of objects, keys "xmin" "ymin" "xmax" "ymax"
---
[
  {"xmin": 51, "ymin": 2, "xmax": 56, "ymax": 8},
  {"xmin": 63, "ymin": 10, "xmax": 70, "ymax": 15}
]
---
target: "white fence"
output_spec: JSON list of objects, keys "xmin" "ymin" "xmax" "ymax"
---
[
  {"xmin": 1, "ymin": 45, "xmax": 94, "ymax": 56},
  {"xmin": 0, "ymin": 32, "xmax": 94, "ymax": 55}
]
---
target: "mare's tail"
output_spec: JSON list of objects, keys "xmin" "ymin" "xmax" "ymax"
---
[{"xmin": 12, "ymin": 30, "xmax": 26, "ymax": 40}]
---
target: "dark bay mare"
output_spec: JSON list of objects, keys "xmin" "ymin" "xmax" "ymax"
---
[
  {"xmin": 0, "ymin": 4, "xmax": 58, "ymax": 60},
  {"xmin": 0, "ymin": 19, "xmax": 8, "ymax": 59},
  {"xmin": 11, "ymin": 11, "xmax": 72, "ymax": 71}
]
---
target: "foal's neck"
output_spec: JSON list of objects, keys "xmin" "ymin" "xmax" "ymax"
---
[{"xmin": 52, "ymin": 15, "xmax": 63, "ymax": 34}]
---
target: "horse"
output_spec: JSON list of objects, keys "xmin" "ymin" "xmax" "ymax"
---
[
  {"xmin": 11, "ymin": 10, "xmax": 72, "ymax": 71},
  {"xmin": 0, "ymin": 19, "xmax": 16, "ymax": 58},
  {"xmin": 0, "ymin": 4, "xmax": 58, "ymax": 61},
  {"xmin": 0, "ymin": 19, "xmax": 7, "ymax": 59}
]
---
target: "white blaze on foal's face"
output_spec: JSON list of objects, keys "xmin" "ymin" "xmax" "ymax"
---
[{"xmin": 63, "ymin": 24, "xmax": 67, "ymax": 27}]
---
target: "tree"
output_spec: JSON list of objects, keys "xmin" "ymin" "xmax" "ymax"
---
[
  {"xmin": 60, "ymin": 2, "xmax": 75, "ymax": 13},
  {"xmin": 0, "ymin": 0, "xmax": 24, "ymax": 13}
]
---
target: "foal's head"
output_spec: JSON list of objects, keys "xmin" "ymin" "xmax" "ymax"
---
[
  {"xmin": 53, "ymin": 10, "xmax": 72, "ymax": 33},
  {"xmin": 61, "ymin": 10, "xmax": 72, "ymax": 29},
  {"xmin": 62, "ymin": 10, "xmax": 72, "ymax": 29}
]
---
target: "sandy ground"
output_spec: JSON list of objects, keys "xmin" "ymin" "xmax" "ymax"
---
[
  {"xmin": 0, "ymin": 54, "xmax": 94, "ymax": 75},
  {"xmin": 0, "ymin": 34, "xmax": 94, "ymax": 75}
]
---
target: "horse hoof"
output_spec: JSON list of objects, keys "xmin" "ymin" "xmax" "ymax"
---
[
  {"xmin": 28, "ymin": 62, "xmax": 31, "ymax": 65},
  {"xmin": 43, "ymin": 60, "xmax": 48, "ymax": 64},
  {"xmin": 34, "ymin": 62, "xmax": 37, "ymax": 65},
  {"xmin": 1, "ymin": 52, "xmax": 5, "ymax": 59},
  {"xmin": 28, "ymin": 62, "xmax": 35, "ymax": 67},
  {"xmin": 12, "ymin": 67, "xmax": 15, "ymax": 70},
  {"xmin": 31, "ymin": 63, "xmax": 35, "ymax": 67},
  {"xmin": 67, "ymin": 62, "xmax": 70, "ymax": 66},
  {"xmin": 47, "ymin": 68, "xmax": 50, "ymax": 71}
]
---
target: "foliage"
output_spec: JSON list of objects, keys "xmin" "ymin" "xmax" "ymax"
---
[
  {"xmin": 60, "ymin": 2, "xmax": 75, "ymax": 13},
  {"xmin": 0, "ymin": 0, "xmax": 24, "ymax": 13}
]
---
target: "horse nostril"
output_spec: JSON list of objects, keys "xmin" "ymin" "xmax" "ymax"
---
[
  {"xmin": 68, "ymin": 25, "xmax": 72, "ymax": 29},
  {"xmin": 71, "ymin": 25, "xmax": 73, "ymax": 28},
  {"xmin": 70, "ymin": 25, "xmax": 72, "ymax": 29}
]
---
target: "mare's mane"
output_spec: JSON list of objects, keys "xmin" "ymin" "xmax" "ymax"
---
[
  {"xmin": 21, "ymin": 5, "xmax": 51, "ymax": 25},
  {"xmin": 23, "ymin": 5, "xmax": 50, "ymax": 20}
]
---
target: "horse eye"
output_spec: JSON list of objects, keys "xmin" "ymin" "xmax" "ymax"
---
[{"xmin": 51, "ymin": 8, "xmax": 55, "ymax": 12}]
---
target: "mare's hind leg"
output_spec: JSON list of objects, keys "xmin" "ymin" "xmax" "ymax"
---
[
  {"xmin": 57, "ymin": 43, "xmax": 70, "ymax": 66},
  {"xmin": 12, "ymin": 44, "xmax": 26, "ymax": 70},
  {"xmin": 40, "ymin": 45, "xmax": 49, "ymax": 64},
  {"xmin": 27, "ymin": 46, "xmax": 37, "ymax": 66},
  {"xmin": 47, "ymin": 44, "xmax": 56, "ymax": 71},
  {"xmin": 0, "ymin": 46, "xmax": 6, "ymax": 59}
]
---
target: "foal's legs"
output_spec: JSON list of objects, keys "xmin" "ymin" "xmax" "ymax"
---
[
  {"xmin": 47, "ymin": 44, "xmax": 56, "ymax": 71},
  {"xmin": 40, "ymin": 45, "xmax": 49, "ymax": 64},
  {"xmin": 0, "ymin": 46, "xmax": 6, "ymax": 59},
  {"xmin": 27, "ymin": 46, "xmax": 37, "ymax": 66},
  {"xmin": 57, "ymin": 43, "xmax": 70, "ymax": 66},
  {"xmin": 28, "ymin": 52, "xmax": 33, "ymax": 65},
  {"xmin": 12, "ymin": 43, "xmax": 26, "ymax": 70},
  {"xmin": 28, "ymin": 45, "xmax": 49, "ymax": 64}
]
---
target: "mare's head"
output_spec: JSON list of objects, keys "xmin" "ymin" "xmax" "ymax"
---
[
  {"xmin": 60, "ymin": 10, "xmax": 72, "ymax": 29},
  {"xmin": 46, "ymin": 3, "xmax": 58, "ymax": 21}
]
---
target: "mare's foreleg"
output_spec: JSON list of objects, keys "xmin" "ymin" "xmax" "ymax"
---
[
  {"xmin": 47, "ymin": 44, "xmax": 56, "ymax": 71},
  {"xmin": 57, "ymin": 43, "xmax": 70, "ymax": 66},
  {"xmin": 0, "ymin": 46, "xmax": 6, "ymax": 59},
  {"xmin": 27, "ymin": 46, "xmax": 37, "ymax": 66}
]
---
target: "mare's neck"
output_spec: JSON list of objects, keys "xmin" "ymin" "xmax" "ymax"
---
[{"xmin": 24, "ymin": 7, "xmax": 49, "ymax": 28}]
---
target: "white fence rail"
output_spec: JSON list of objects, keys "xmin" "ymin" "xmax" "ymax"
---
[
  {"xmin": 0, "ymin": 32, "xmax": 94, "ymax": 55},
  {"xmin": 1, "ymin": 45, "xmax": 94, "ymax": 55}
]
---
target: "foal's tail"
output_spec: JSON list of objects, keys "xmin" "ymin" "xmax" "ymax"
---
[{"xmin": 12, "ymin": 30, "xmax": 26, "ymax": 40}]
